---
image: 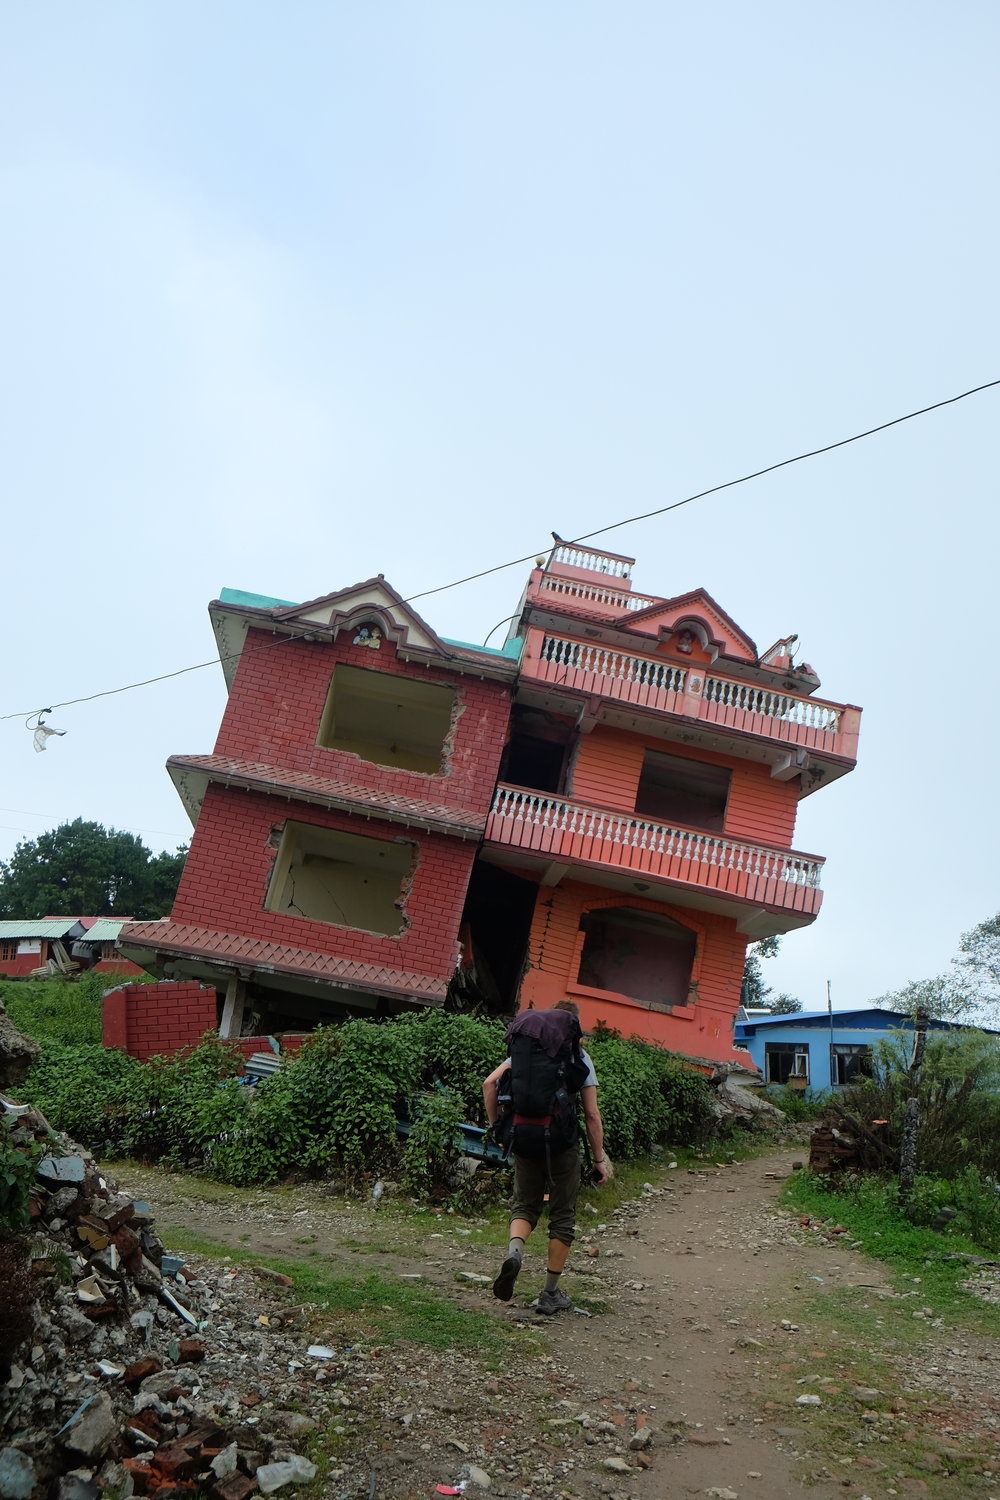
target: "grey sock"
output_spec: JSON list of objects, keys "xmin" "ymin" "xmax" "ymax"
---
[
  {"xmin": 543, "ymin": 1268, "xmax": 562, "ymax": 1293},
  {"xmin": 507, "ymin": 1236, "xmax": 525, "ymax": 1260}
]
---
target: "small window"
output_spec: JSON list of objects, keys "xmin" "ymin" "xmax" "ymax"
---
[
  {"xmin": 317, "ymin": 664, "xmax": 455, "ymax": 774},
  {"xmin": 0, "ymin": 940, "xmax": 17, "ymax": 962},
  {"xmin": 830, "ymin": 1044, "xmax": 872, "ymax": 1086},
  {"xmin": 577, "ymin": 905, "xmax": 696, "ymax": 1009},
  {"xmin": 635, "ymin": 750, "xmax": 730, "ymax": 831},
  {"xmin": 764, "ymin": 1041, "xmax": 810, "ymax": 1085},
  {"xmin": 265, "ymin": 821, "xmax": 413, "ymax": 935}
]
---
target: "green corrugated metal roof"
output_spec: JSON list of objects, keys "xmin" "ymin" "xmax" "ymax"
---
[
  {"xmin": 218, "ymin": 586, "xmax": 297, "ymax": 609},
  {"xmin": 77, "ymin": 918, "xmax": 130, "ymax": 943},
  {"xmin": 441, "ymin": 635, "xmax": 524, "ymax": 661},
  {"xmin": 0, "ymin": 919, "xmax": 81, "ymax": 939}
]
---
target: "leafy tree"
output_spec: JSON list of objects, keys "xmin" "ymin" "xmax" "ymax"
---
[
  {"xmin": 768, "ymin": 992, "xmax": 803, "ymax": 1014},
  {"xmin": 0, "ymin": 820, "xmax": 187, "ymax": 921},
  {"xmin": 741, "ymin": 937, "xmax": 802, "ymax": 1012},
  {"xmin": 741, "ymin": 935, "xmax": 780, "ymax": 1008},
  {"xmin": 954, "ymin": 913, "xmax": 1000, "ymax": 1008}
]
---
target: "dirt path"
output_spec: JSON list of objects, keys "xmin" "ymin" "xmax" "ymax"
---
[{"xmin": 113, "ymin": 1151, "xmax": 1000, "ymax": 1499}]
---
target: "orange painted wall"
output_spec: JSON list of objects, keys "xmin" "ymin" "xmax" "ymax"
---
[
  {"xmin": 569, "ymin": 726, "xmax": 800, "ymax": 848},
  {"xmin": 518, "ymin": 878, "xmax": 752, "ymax": 1065}
]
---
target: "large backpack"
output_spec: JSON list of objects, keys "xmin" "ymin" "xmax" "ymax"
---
[{"xmin": 495, "ymin": 1010, "xmax": 589, "ymax": 1161}]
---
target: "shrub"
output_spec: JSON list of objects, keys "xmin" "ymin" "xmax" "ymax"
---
[
  {"xmin": 763, "ymin": 1084, "xmax": 830, "ymax": 1122},
  {"xmin": 586, "ymin": 1033, "xmax": 713, "ymax": 1157},
  {"xmin": 401, "ymin": 1090, "xmax": 465, "ymax": 1194},
  {"xmin": 15, "ymin": 1012, "xmax": 716, "ymax": 1191},
  {"xmin": 1, "ymin": 1121, "xmax": 41, "ymax": 1231},
  {"xmin": 840, "ymin": 1028, "xmax": 1000, "ymax": 1180}
]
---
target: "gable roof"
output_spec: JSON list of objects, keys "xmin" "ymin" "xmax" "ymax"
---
[
  {"xmin": 210, "ymin": 581, "xmax": 518, "ymax": 690},
  {"xmin": 0, "ymin": 919, "xmax": 85, "ymax": 940},
  {"xmin": 615, "ymin": 588, "xmax": 758, "ymax": 658}
]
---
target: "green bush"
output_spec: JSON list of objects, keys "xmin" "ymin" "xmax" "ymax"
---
[
  {"xmin": 16, "ymin": 1011, "xmax": 716, "ymax": 1191},
  {"xmin": 401, "ymin": 1090, "xmax": 465, "ymax": 1194},
  {"xmin": 2, "ymin": 970, "xmax": 156, "ymax": 1048},
  {"xmin": 840, "ymin": 1028, "xmax": 1000, "ymax": 1180},
  {"xmin": 586, "ymin": 1032, "xmax": 713, "ymax": 1157},
  {"xmin": 0, "ymin": 1122, "xmax": 41, "ymax": 1231},
  {"xmin": 763, "ymin": 1084, "xmax": 830, "ymax": 1122}
]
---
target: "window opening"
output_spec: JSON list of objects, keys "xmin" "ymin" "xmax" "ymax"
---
[
  {"xmin": 0, "ymin": 940, "xmax": 17, "ymax": 962},
  {"xmin": 764, "ymin": 1041, "xmax": 810, "ymax": 1085},
  {"xmin": 577, "ymin": 905, "xmax": 696, "ymax": 1009},
  {"xmin": 635, "ymin": 749, "xmax": 730, "ymax": 831},
  {"xmin": 265, "ymin": 821, "xmax": 413, "ymax": 935},
  {"xmin": 500, "ymin": 706, "xmax": 574, "ymax": 794},
  {"xmin": 317, "ymin": 664, "xmax": 455, "ymax": 774},
  {"xmin": 830, "ymin": 1044, "xmax": 873, "ymax": 1086}
]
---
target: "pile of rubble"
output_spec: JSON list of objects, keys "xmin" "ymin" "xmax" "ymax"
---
[{"xmin": 0, "ymin": 1091, "xmax": 343, "ymax": 1500}]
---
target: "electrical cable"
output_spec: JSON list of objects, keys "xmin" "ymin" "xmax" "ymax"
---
[{"xmin": 3, "ymin": 374, "xmax": 998, "ymax": 724}]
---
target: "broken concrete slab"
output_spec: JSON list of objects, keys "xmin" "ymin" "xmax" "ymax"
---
[{"xmin": 57, "ymin": 1392, "xmax": 118, "ymax": 1460}]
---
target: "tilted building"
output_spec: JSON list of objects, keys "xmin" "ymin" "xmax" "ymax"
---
[{"xmin": 120, "ymin": 545, "xmax": 860, "ymax": 1067}]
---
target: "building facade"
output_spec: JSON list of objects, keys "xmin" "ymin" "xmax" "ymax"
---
[
  {"xmin": 472, "ymin": 543, "xmax": 861, "ymax": 1065},
  {"xmin": 121, "ymin": 579, "xmax": 518, "ymax": 1037},
  {"xmin": 118, "ymin": 545, "xmax": 860, "ymax": 1067},
  {"xmin": 735, "ymin": 1007, "xmax": 998, "ymax": 1093}
]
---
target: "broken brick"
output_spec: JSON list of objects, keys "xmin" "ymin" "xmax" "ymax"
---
[
  {"xmin": 122, "ymin": 1459, "xmax": 154, "ymax": 1496},
  {"xmin": 176, "ymin": 1338, "xmax": 207, "ymax": 1363},
  {"xmin": 212, "ymin": 1472, "xmax": 258, "ymax": 1500},
  {"xmin": 127, "ymin": 1409, "xmax": 165, "ymax": 1443},
  {"xmin": 123, "ymin": 1357, "xmax": 164, "ymax": 1389},
  {"xmin": 150, "ymin": 1445, "xmax": 200, "ymax": 1482}
]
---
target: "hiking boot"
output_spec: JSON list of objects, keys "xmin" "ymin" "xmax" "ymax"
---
[
  {"xmin": 492, "ymin": 1248, "xmax": 522, "ymax": 1302},
  {"xmin": 536, "ymin": 1287, "xmax": 572, "ymax": 1315}
]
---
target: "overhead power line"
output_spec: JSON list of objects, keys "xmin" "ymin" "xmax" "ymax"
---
[{"xmin": 3, "ymin": 374, "xmax": 998, "ymax": 724}]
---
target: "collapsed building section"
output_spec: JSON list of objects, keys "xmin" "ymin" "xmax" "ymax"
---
[
  {"xmin": 120, "ymin": 580, "xmax": 516, "ymax": 1034},
  {"xmin": 119, "ymin": 546, "xmax": 861, "ymax": 1066}
]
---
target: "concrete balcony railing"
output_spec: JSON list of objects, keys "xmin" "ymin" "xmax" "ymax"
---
[
  {"xmin": 525, "ymin": 632, "xmax": 860, "ymax": 760},
  {"xmin": 531, "ymin": 572, "xmax": 661, "ymax": 615},
  {"xmin": 486, "ymin": 784, "xmax": 824, "ymax": 918}
]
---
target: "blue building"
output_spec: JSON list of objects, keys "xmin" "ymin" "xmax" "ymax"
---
[{"xmin": 734, "ymin": 1007, "xmax": 998, "ymax": 1094}]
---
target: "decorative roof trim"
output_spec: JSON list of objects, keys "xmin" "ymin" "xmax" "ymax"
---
[{"xmin": 118, "ymin": 921, "xmax": 449, "ymax": 1004}]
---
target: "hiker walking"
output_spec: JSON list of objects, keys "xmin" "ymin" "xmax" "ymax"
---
[{"xmin": 482, "ymin": 999, "xmax": 612, "ymax": 1314}]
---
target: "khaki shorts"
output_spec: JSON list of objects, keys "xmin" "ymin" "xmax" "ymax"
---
[{"xmin": 510, "ymin": 1145, "xmax": 580, "ymax": 1247}]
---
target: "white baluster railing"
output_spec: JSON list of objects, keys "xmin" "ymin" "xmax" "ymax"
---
[
  {"xmin": 550, "ymin": 543, "xmax": 633, "ymax": 578},
  {"xmin": 538, "ymin": 635, "xmax": 687, "ymax": 694},
  {"xmin": 489, "ymin": 786, "xmax": 824, "ymax": 889},
  {"xmin": 702, "ymin": 675, "xmax": 842, "ymax": 733},
  {"xmin": 536, "ymin": 574, "xmax": 659, "ymax": 611}
]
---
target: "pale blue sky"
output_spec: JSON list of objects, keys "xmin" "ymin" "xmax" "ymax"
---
[{"xmin": 2, "ymin": 3, "xmax": 998, "ymax": 1007}]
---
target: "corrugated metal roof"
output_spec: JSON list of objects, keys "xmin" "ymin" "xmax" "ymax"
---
[
  {"xmin": 77, "ymin": 918, "xmax": 131, "ymax": 943},
  {"xmin": 0, "ymin": 919, "xmax": 82, "ymax": 939}
]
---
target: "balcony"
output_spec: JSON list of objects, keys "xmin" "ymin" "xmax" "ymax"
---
[
  {"xmin": 485, "ymin": 784, "xmax": 824, "ymax": 925},
  {"xmin": 523, "ymin": 632, "xmax": 860, "ymax": 763}
]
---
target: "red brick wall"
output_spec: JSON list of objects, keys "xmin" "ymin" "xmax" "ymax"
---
[
  {"xmin": 518, "ymin": 878, "xmax": 751, "ymax": 1065},
  {"xmin": 213, "ymin": 627, "xmax": 511, "ymax": 815},
  {"xmin": 171, "ymin": 784, "xmax": 476, "ymax": 980},
  {"xmin": 570, "ymin": 726, "xmax": 801, "ymax": 848},
  {"xmin": 102, "ymin": 984, "xmax": 310, "ymax": 1064},
  {"xmin": 103, "ymin": 981, "xmax": 218, "ymax": 1061}
]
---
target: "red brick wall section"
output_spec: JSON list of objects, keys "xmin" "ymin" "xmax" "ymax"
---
[
  {"xmin": 103, "ymin": 981, "xmax": 218, "ymax": 1062},
  {"xmin": 570, "ymin": 726, "xmax": 801, "ymax": 848},
  {"xmin": 213, "ymin": 627, "xmax": 512, "ymax": 815},
  {"xmin": 170, "ymin": 784, "xmax": 476, "ymax": 982},
  {"xmin": 518, "ymin": 878, "xmax": 752, "ymax": 1065}
]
